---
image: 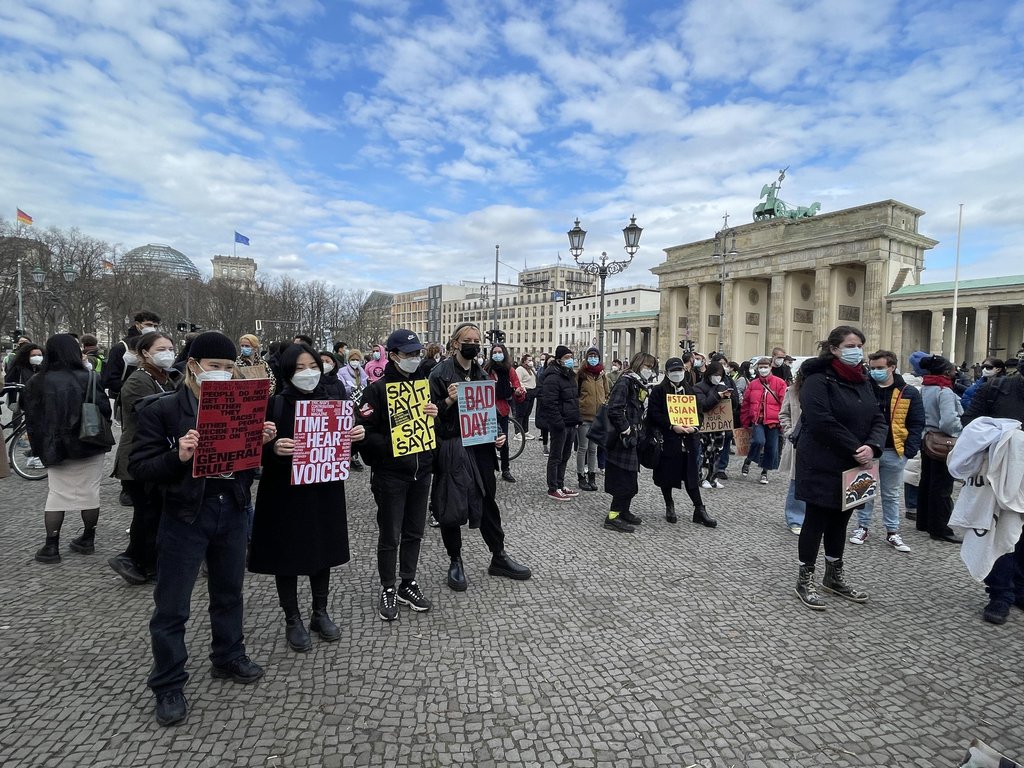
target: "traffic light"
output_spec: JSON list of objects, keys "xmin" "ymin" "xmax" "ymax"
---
[
  {"xmin": 563, "ymin": 292, "xmax": 572, "ymax": 307},
  {"xmin": 177, "ymin": 322, "xmax": 188, "ymax": 332},
  {"xmin": 497, "ymin": 329, "xmax": 506, "ymax": 344}
]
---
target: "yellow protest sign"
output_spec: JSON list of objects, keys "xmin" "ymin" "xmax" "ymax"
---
[
  {"xmin": 386, "ymin": 379, "xmax": 436, "ymax": 457},
  {"xmin": 666, "ymin": 394, "xmax": 699, "ymax": 427}
]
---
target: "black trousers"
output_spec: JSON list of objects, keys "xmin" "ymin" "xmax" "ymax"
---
[
  {"xmin": 917, "ymin": 453, "xmax": 954, "ymax": 536},
  {"xmin": 546, "ymin": 427, "xmax": 573, "ymax": 491},
  {"xmin": 515, "ymin": 392, "xmax": 535, "ymax": 434},
  {"xmin": 124, "ymin": 479, "xmax": 162, "ymax": 571},
  {"xmin": 440, "ymin": 496, "xmax": 505, "ymax": 560},
  {"xmin": 371, "ymin": 471, "xmax": 430, "ymax": 587},
  {"xmin": 275, "ymin": 569, "xmax": 331, "ymax": 615},
  {"xmin": 497, "ymin": 413, "xmax": 511, "ymax": 472},
  {"xmin": 798, "ymin": 503, "xmax": 853, "ymax": 565}
]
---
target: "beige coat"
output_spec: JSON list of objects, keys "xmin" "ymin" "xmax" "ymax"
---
[{"xmin": 777, "ymin": 385, "xmax": 801, "ymax": 479}]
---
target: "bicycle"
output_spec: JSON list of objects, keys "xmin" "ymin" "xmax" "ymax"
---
[
  {"xmin": 505, "ymin": 417, "xmax": 526, "ymax": 461},
  {"xmin": 2, "ymin": 384, "xmax": 47, "ymax": 480}
]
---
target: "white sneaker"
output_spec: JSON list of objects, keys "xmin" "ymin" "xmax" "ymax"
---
[
  {"xmin": 524, "ymin": 433, "xmax": 536, "ymax": 441},
  {"xmin": 789, "ymin": 525, "xmax": 802, "ymax": 535},
  {"xmin": 758, "ymin": 472, "xmax": 768, "ymax": 485},
  {"xmin": 26, "ymin": 457, "xmax": 44, "ymax": 469},
  {"xmin": 701, "ymin": 480, "xmax": 713, "ymax": 489},
  {"xmin": 712, "ymin": 479, "xmax": 725, "ymax": 489},
  {"xmin": 849, "ymin": 527, "xmax": 869, "ymax": 545},
  {"xmin": 886, "ymin": 532, "xmax": 911, "ymax": 553}
]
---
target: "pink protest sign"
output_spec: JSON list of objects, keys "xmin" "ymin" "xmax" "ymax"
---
[
  {"xmin": 291, "ymin": 399, "xmax": 354, "ymax": 485},
  {"xmin": 457, "ymin": 381, "xmax": 498, "ymax": 446}
]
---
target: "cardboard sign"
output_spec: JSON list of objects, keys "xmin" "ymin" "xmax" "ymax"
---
[
  {"xmin": 291, "ymin": 399, "xmax": 353, "ymax": 485},
  {"xmin": 236, "ymin": 365, "xmax": 268, "ymax": 381},
  {"xmin": 841, "ymin": 460, "xmax": 880, "ymax": 511},
  {"xmin": 193, "ymin": 378, "xmax": 270, "ymax": 478},
  {"xmin": 666, "ymin": 394, "xmax": 699, "ymax": 427},
  {"xmin": 702, "ymin": 399, "xmax": 734, "ymax": 432},
  {"xmin": 732, "ymin": 427, "xmax": 752, "ymax": 457},
  {"xmin": 386, "ymin": 379, "xmax": 436, "ymax": 457},
  {"xmin": 457, "ymin": 380, "xmax": 498, "ymax": 446}
]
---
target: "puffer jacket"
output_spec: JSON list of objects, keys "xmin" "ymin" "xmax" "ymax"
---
[
  {"xmin": 872, "ymin": 373, "xmax": 925, "ymax": 459},
  {"xmin": 538, "ymin": 361, "xmax": 581, "ymax": 431},
  {"xmin": 577, "ymin": 366, "xmax": 610, "ymax": 422},
  {"xmin": 23, "ymin": 369, "xmax": 112, "ymax": 466},
  {"xmin": 740, "ymin": 373, "xmax": 786, "ymax": 427}
]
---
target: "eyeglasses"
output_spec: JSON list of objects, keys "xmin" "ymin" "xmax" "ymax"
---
[{"xmin": 982, "ymin": 366, "xmax": 995, "ymax": 371}]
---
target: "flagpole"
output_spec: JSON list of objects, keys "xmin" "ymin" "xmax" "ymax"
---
[
  {"xmin": 950, "ymin": 204, "xmax": 964, "ymax": 365},
  {"xmin": 233, "ymin": 232, "xmax": 236, "ymax": 259}
]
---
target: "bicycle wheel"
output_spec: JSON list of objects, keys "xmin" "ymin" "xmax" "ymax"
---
[
  {"xmin": 9, "ymin": 425, "xmax": 47, "ymax": 480},
  {"xmin": 506, "ymin": 418, "xmax": 526, "ymax": 461}
]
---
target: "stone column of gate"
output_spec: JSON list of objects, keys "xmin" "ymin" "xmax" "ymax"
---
[
  {"xmin": 930, "ymin": 308, "xmax": 946, "ymax": 355},
  {"xmin": 974, "ymin": 305, "xmax": 990, "ymax": 361},
  {"xmin": 890, "ymin": 311, "xmax": 905, "ymax": 365},
  {"xmin": 862, "ymin": 260, "xmax": 887, "ymax": 348},
  {"xmin": 768, "ymin": 273, "xmax": 786, "ymax": 351},
  {"xmin": 813, "ymin": 266, "xmax": 833, "ymax": 343}
]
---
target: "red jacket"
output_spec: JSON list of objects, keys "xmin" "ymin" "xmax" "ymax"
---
[{"xmin": 740, "ymin": 374, "xmax": 787, "ymax": 427}]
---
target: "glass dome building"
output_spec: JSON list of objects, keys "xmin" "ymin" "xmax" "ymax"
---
[{"xmin": 121, "ymin": 243, "xmax": 201, "ymax": 279}]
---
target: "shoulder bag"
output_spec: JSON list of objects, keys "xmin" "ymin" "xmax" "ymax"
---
[
  {"xmin": 80, "ymin": 371, "xmax": 116, "ymax": 447},
  {"xmin": 922, "ymin": 430, "xmax": 957, "ymax": 461}
]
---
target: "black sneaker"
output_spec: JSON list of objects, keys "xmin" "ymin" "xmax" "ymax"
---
[
  {"xmin": 154, "ymin": 690, "xmax": 188, "ymax": 727},
  {"xmin": 211, "ymin": 655, "xmax": 264, "ymax": 684},
  {"xmin": 983, "ymin": 600, "xmax": 1010, "ymax": 625},
  {"xmin": 397, "ymin": 581, "xmax": 432, "ymax": 612},
  {"xmin": 108, "ymin": 553, "xmax": 147, "ymax": 585},
  {"xmin": 741, "ymin": 461, "xmax": 751, "ymax": 477},
  {"xmin": 119, "ymin": 490, "xmax": 133, "ymax": 506},
  {"xmin": 604, "ymin": 516, "xmax": 635, "ymax": 533},
  {"xmin": 428, "ymin": 515, "xmax": 440, "ymax": 528},
  {"xmin": 501, "ymin": 470, "xmax": 516, "ymax": 483},
  {"xmin": 379, "ymin": 587, "xmax": 399, "ymax": 621},
  {"xmin": 619, "ymin": 510, "xmax": 643, "ymax": 526}
]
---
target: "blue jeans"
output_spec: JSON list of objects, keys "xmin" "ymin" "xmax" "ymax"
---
[
  {"xmin": 746, "ymin": 424, "xmax": 779, "ymax": 471},
  {"xmin": 149, "ymin": 493, "xmax": 249, "ymax": 695},
  {"xmin": 858, "ymin": 449, "xmax": 906, "ymax": 531},
  {"xmin": 716, "ymin": 432, "xmax": 732, "ymax": 473},
  {"xmin": 904, "ymin": 483, "xmax": 918, "ymax": 510},
  {"xmin": 785, "ymin": 479, "xmax": 806, "ymax": 527}
]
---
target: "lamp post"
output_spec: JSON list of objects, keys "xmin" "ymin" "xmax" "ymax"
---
[
  {"xmin": 711, "ymin": 213, "xmax": 738, "ymax": 354},
  {"xmin": 567, "ymin": 215, "xmax": 642, "ymax": 360}
]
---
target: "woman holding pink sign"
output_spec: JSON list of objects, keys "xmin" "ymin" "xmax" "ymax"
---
[{"xmin": 249, "ymin": 342, "xmax": 365, "ymax": 653}]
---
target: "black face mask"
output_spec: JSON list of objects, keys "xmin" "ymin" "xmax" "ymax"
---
[{"xmin": 459, "ymin": 343, "xmax": 480, "ymax": 360}]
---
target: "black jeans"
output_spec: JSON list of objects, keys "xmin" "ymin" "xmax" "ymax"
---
[
  {"xmin": 917, "ymin": 453, "xmax": 954, "ymax": 536},
  {"xmin": 149, "ymin": 493, "xmax": 248, "ymax": 695},
  {"xmin": 515, "ymin": 392, "xmax": 535, "ymax": 434},
  {"xmin": 985, "ymin": 533, "xmax": 1024, "ymax": 605},
  {"xmin": 124, "ymin": 479, "xmax": 162, "ymax": 572},
  {"xmin": 798, "ymin": 503, "xmax": 854, "ymax": 566},
  {"xmin": 546, "ymin": 427, "xmax": 573, "ymax": 491},
  {"xmin": 440, "ymin": 496, "xmax": 505, "ymax": 560},
  {"xmin": 497, "ymin": 413, "xmax": 511, "ymax": 472},
  {"xmin": 371, "ymin": 471, "xmax": 431, "ymax": 587}
]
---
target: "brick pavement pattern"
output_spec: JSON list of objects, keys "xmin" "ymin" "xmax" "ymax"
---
[{"xmin": 0, "ymin": 440, "xmax": 1022, "ymax": 767}]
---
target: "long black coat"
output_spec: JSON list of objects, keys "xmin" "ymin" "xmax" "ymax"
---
[
  {"xmin": 23, "ymin": 369, "xmax": 112, "ymax": 467},
  {"xmin": 537, "ymin": 361, "xmax": 581, "ymax": 432},
  {"xmin": 605, "ymin": 373, "xmax": 646, "ymax": 476},
  {"xmin": 647, "ymin": 379, "xmax": 703, "ymax": 490},
  {"xmin": 795, "ymin": 357, "xmax": 887, "ymax": 510},
  {"xmin": 248, "ymin": 382, "xmax": 350, "ymax": 576}
]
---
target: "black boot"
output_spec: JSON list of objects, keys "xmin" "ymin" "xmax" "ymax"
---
[
  {"xmin": 108, "ymin": 553, "xmax": 147, "ymax": 585},
  {"xmin": 586, "ymin": 472, "xmax": 598, "ymax": 491},
  {"xmin": 821, "ymin": 559, "xmax": 868, "ymax": 602},
  {"xmin": 795, "ymin": 564, "xmax": 826, "ymax": 610},
  {"xmin": 447, "ymin": 557, "xmax": 467, "ymax": 592},
  {"xmin": 665, "ymin": 499, "xmax": 677, "ymax": 524},
  {"xmin": 284, "ymin": 612, "xmax": 313, "ymax": 652},
  {"xmin": 488, "ymin": 551, "xmax": 532, "ymax": 580},
  {"xmin": 309, "ymin": 594, "xmax": 341, "ymax": 642},
  {"xmin": 692, "ymin": 505, "xmax": 717, "ymax": 528},
  {"xmin": 620, "ymin": 510, "xmax": 643, "ymax": 526},
  {"xmin": 69, "ymin": 527, "xmax": 96, "ymax": 555},
  {"xmin": 577, "ymin": 473, "xmax": 590, "ymax": 491},
  {"xmin": 35, "ymin": 536, "xmax": 61, "ymax": 564}
]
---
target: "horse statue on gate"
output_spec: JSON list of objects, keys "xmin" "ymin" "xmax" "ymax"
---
[{"xmin": 752, "ymin": 168, "xmax": 821, "ymax": 221}]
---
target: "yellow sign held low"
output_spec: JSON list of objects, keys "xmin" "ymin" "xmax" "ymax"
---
[{"xmin": 666, "ymin": 394, "xmax": 699, "ymax": 427}]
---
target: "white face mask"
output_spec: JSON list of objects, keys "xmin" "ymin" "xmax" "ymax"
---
[
  {"xmin": 150, "ymin": 351, "xmax": 176, "ymax": 369},
  {"xmin": 349, "ymin": 360, "xmax": 362, "ymax": 369},
  {"xmin": 710, "ymin": 375, "xmax": 723, "ymax": 385},
  {"xmin": 322, "ymin": 362, "xmax": 335, "ymax": 374},
  {"xmin": 667, "ymin": 371, "xmax": 685, "ymax": 384},
  {"xmin": 139, "ymin": 326, "xmax": 158, "ymax": 335},
  {"xmin": 396, "ymin": 356, "xmax": 421, "ymax": 374},
  {"xmin": 194, "ymin": 365, "xmax": 233, "ymax": 383},
  {"xmin": 774, "ymin": 357, "xmax": 785, "ymax": 366},
  {"xmin": 29, "ymin": 355, "xmax": 44, "ymax": 366},
  {"xmin": 640, "ymin": 367, "xmax": 655, "ymax": 381},
  {"xmin": 291, "ymin": 368, "xmax": 321, "ymax": 392},
  {"xmin": 981, "ymin": 367, "xmax": 995, "ymax": 378},
  {"xmin": 124, "ymin": 352, "xmax": 140, "ymax": 366},
  {"xmin": 757, "ymin": 367, "xmax": 771, "ymax": 377}
]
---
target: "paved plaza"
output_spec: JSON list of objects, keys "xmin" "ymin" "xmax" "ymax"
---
[{"xmin": 0, "ymin": 439, "xmax": 1022, "ymax": 768}]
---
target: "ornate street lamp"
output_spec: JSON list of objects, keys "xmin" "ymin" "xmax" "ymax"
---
[
  {"xmin": 62, "ymin": 265, "xmax": 77, "ymax": 283},
  {"xmin": 30, "ymin": 265, "xmax": 46, "ymax": 286},
  {"xmin": 566, "ymin": 215, "xmax": 643, "ymax": 360}
]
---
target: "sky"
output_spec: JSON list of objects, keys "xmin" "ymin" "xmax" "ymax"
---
[{"xmin": 2, "ymin": 0, "xmax": 1022, "ymax": 292}]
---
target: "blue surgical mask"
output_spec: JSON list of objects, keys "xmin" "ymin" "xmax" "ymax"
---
[
  {"xmin": 839, "ymin": 347, "xmax": 864, "ymax": 366},
  {"xmin": 563, "ymin": 359, "xmax": 575, "ymax": 370},
  {"xmin": 587, "ymin": 356, "xmax": 599, "ymax": 366},
  {"xmin": 491, "ymin": 353, "xmax": 504, "ymax": 363},
  {"xmin": 240, "ymin": 345, "xmax": 253, "ymax": 357},
  {"xmin": 372, "ymin": 351, "xmax": 381, "ymax": 361},
  {"xmin": 869, "ymin": 368, "xmax": 889, "ymax": 382}
]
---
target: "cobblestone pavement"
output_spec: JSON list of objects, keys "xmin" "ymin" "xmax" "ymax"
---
[{"xmin": 1, "ymin": 438, "xmax": 1022, "ymax": 768}]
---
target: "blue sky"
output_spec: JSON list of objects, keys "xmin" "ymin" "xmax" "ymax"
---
[{"xmin": 1, "ymin": 0, "xmax": 1022, "ymax": 291}]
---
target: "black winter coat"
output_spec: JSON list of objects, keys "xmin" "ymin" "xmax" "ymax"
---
[
  {"xmin": 129, "ymin": 386, "xmax": 253, "ymax": 523},
  {"xmin": 692, "ymin": 378, "xmax": 733, "ymax": 427},
  {"xmin": 248, "ymin": 381, "xmax": 350, "ymax": 575},
  {"xmin": 23, "ymin": 369, "xmax": 112, "ymax": 467},
  {"xmin": 605, "ymin": 373, "xmax": 647, "ymax": 474},
  {"xmin": 963, "ymin": 375, "xmax": 1024, "ymax": 425},
  {"xmin": 537, "ymin": 361, "xmax": 581, "ymax": 432},
  {"xmin": 647, "ymin": 379, "xmax": 701, "ymax": 490},
  {"xmin": 795, "ymin": 357, "xmax": 887, "ymax": 510},
  {"xmin": 357, "ymin": 360, "xmax": 436, "ymax": 480}
]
